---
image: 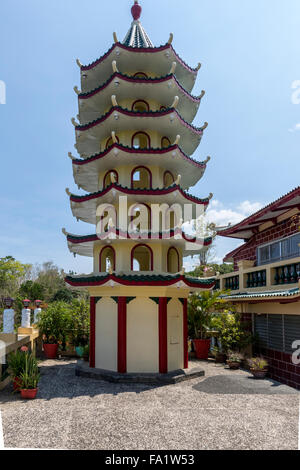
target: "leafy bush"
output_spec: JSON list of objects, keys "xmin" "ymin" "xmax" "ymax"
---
[
  {"xmin": 211, "ymin": 313, "xmax": 253, "ymax": 353},
  {"xmin": 38, "ymin": 301, "xmax": 70, "ymax": 344}
]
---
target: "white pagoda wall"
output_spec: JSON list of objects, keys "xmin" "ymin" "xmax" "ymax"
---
[
  {"xmin": 167, "ymin": 298, "xmax": 184, "ymax": 371},
  {"xmin": 95, "ymin": 297, "xmax": 118, "ymax": 371}
]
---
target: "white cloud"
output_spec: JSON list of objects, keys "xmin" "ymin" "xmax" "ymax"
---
[
  {"xmin": 206, "ymin": 199, "xmax": 263, "ymax": 227},
  {"xmin": 288, "ymin": 123, "xmax": 300, "ymax": 133}
]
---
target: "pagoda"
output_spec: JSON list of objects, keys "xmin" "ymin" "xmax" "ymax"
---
[{"xmin": 64, "ymin": 1, "xmax": 215, "ymax": 374}]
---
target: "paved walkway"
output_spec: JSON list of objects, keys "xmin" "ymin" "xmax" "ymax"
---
[{"xmin": 0, "ymin": 359, "xmax": 299, "ymax": 450}]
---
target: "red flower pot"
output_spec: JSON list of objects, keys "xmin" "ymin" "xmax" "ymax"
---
[
  {"xmin": 43, "ymin": 343, "xmax": 58, "ymax": 359},
  {"xmin": 13, "ymin": 377, "xmax": 22, "ymax": 392},
  {"xmin": 193, "ymin": 339, "xmax": 211, "ymax": 359},
  {"xmin": 20, "ymin": 388, "xmax": 38, "ymax": 399}
]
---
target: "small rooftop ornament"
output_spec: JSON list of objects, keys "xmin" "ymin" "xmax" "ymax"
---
[
  {"xmin": 22, "ymin": 299, "xmax": 31, "ymax": 308},
  {"xmin": 131, "ymin": 1, "xmax": 142, "ymax": 21},
  {"xmin": 4, "ymin": 297, "xmax": 14, "ymax": 308},
  {"xmin": 35, "ymin": 299, "xmax": 42, "ymax": 307}
]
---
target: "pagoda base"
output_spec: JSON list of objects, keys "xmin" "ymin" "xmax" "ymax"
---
[
  {"xmin": 88, "ymin": 289, "xmax": 190, "ymax": 374},
  {"xmin": 76, "ymin": 360, "xmax": 205, "ymax": 385}
]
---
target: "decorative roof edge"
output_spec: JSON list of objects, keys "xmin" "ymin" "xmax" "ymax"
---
[
  {"xmin": 221, "ymin": 287, "xmax": 300, "ymax": 302},
  {"xmin": 78, "ymin": 72, "xmax": 201, "ymax": 103},
  {"xmin": 75, "ymin": 106, "xmax": 206, "ymax": 135},
  {"xmin": 65, "ymin": 272, "xmax": 215, "ymax": 289},
  {"xmin": 218, "ymin": 186, "xmax": 300, "ymax": 238},
  {"xmin": 71, "ymin": 143, "xmax": 208, "ymax": 170},
  {"xmin": 80, "ymin": 43, "xmax": 199, "ymax": 75},
  {"xmin": 68, "ymin": 182, "xmax": 212, "ymax": 206}
]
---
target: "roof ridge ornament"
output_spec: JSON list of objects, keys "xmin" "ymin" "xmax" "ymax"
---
[
  {"xmin": 168, "ymin": 33, "xmax": 174, "ymax": 45},
  {"xmin": 131, "ymin": 1, "xmax": 142, "ymax": 21}
]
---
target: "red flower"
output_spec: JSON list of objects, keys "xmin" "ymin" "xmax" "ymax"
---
[{"xmin": 20, "ymin": 346, "xmax": 29, "ymax": 352}]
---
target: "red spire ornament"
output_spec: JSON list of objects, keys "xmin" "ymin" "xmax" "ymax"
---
[{"xmin": 131, "ymin": 1, "xmax": 142, "ymax": 21}]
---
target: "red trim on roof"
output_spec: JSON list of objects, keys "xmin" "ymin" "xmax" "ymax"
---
[
  {"xmin": 81, "ymin": 43, "xmax": 198, "ymax": 74},
  {"xmin": 219, "ymin": 187, "xmax": 300, "ymax": 239}
]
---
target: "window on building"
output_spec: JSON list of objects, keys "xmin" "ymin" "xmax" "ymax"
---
[
  {"xmin": 167, "ymin": 247, "xmax": 180, "ymax": 273},
  {"xmin": 161, "ymin": 136, "xmax": 171, "ymax": 149},
  {"xmin": 99, "ymin": 246, "xmax": 115, "ymax": 272},
  {"xmin": 103, "ymin": 170, "xmax": 118, "ymax": 189},
  {"xmin": 131, "ymin": 167, "xmax": 152, "ymax": 189},
  {"xmin": 105, "ymin": 135, "xmax": 119, "ymax": 149},
  {"xmin": 257, "ymin": 233, "xmax": 300, "ymax": 265},
  {"xmin": 132, "ymin": 100, "xmax": 149, "ymax": 113},
  {"xmin": 254, "ymin": 314, "xmax": 300, "ymax": 354},
  {"xmin": 133, "ymin": 72, "xmax": 148, "ymax": 79},
  {"xmin": 132, "ymin": 132, "xmax": 151, "ymax": 149},
  {"xmin": 131, "ymin": 245, "xmax": 153, "ymax": 271}
]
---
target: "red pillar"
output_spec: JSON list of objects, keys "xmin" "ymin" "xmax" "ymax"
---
[
  {"xmin": 159, "ymin": 297, "xmax": 168, "ymax": 373},
  {"xmin": 89, "ymin": 297, "xmax": 96, "ymax": 368},
  {"xmin": 183, "ymin": 298, "xmax": 188, "ymax": 369},
  {"xmin": 118, "ymin": 297, "xmax": 127, "ymax": 373}
]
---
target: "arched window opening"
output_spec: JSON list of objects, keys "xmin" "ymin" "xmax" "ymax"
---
[
  {"xmin": 132, "ymin": 131, "xmax": 151, "ymax": 149},
  {"xmin": 133, "ymin": 72, "xmax": 148, "ymax": 79},
  {"xmin": 131, "ymin": 244, "xmax": 153, "ymax": 272},
  {"xmin": 105, "ymin": 135, "xmax": 119, "ymax": 150},
  {"xmin": 131, "ymin": 166, "xmax": 152, "ymax": 190},
  {"xmin": 160, "ymin": 106, "xmax": 167, "ymax": 112},
  {"xmin": 161, "ymin": 136, "xmax": 171, "ymax": 149},
  {"xmin": 103, "ymin": 170, "xmax": 118, "ymax": 189},
  {"xmin": 164, "ymin": 171, "xmax": 175, "ymax": 187},
  {"xmin": 128, "ymin": 204, "xmax": 151, "ymax": 233},
  {"xmin": 99, "ymin": 246, "xmax": 116, "ymax": 272},
  {"xmin": 167, "ymin": 247, "xmax": 180, "ymax": 274},
  {"xmin": 132, "ymin": 100, "xmax": 150, "ymax": 113}
]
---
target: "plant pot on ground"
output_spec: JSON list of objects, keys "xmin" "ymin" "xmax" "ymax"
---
[
  {"xmin": 192, "ymin": 339, "xmax": 211, "ymax": 360},
  {"xmin": 37, "ymin": 302, "xmax": 70, "ymax": 359},
  {"xmin": 226, "ymin": 351, "xmax": 243, "ymax": 370},
  {"xmin": 212, "ymin": 347, "xmax": 227, "ymax": 364},
  {"xmin": 18, "ymin": 350, "xmax": 40, "ymax": 399},
  {"xmin": 248, "ymin": 357, "xmax": 268, "ymax": 379},
  {"xmin": 7, "ymin": 346, "xmax": 30, "ymax": 391}
]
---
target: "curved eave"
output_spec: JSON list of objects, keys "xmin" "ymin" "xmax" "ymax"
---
[
  {"xmin": 65, "ymin": 273, "xmax": 215, "ymax": 291},
  {"xmin": 72, "ymin": 144, "xmax": 208, "ymax": 192},
  {"xmin": 222, "ymin": 288, "xmax": 300, "ymax": 303},
  {"xmin": 74, "ymin": 107, "xmax": 205, "ymax": 157},
  {"xmin": 80, "ymin": 43, "xmax": 198, "ymax": 94},
  {"xmin": 78, "ymin": 73, "xmax": 202, "ymax": 124},
  {"xmin": 68, "ymin": 184, "xmax": 210, "ymax": 225},
  {"xmin": 65, "ymin": 229, "xmax": 213, "ymax": 257}
]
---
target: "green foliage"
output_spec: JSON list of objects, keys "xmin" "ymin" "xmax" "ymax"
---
[
  {"xmin": 38, "ymin": 301, "xmax": 71, "ymax": 344},
  {"xmin": 211, "ymin": 313, "xmax": 253, "ymax": 353},
  {"xmin": 19, "ymin": 280, "xmax": 45, "ymax": 301},
  {"xmin": 248, "ymin": 357, "xmax": 268, "ymax": 370},
  {"xmin": 0, "ymin": 256, "xmax": 31, "ymax": 298},
  {"xmin": 188, "ymin": 290, "xmax": 234, "ymax": 340},
  {"xmin": 19, "ymin": 353, "xmax": 40, "ymax": 390},
  {"xmin": 188, "ymin": 263, "xmax": 234, "ymax": 278},
  {"xmin": 51, "ymin": 288, "xmax": 75, "ymax": 303},
  {"xmin": 7, "ymin": 349, "xmax": 28, "ymax": 377},
  {"xmin": 66, "ymin": 298, "xmax": 90, "ymax": 347}
]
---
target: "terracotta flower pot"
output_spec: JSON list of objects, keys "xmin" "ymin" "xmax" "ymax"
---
[
  {"xmin": 227, "ymin": 361, "xmax": 241, "ymax": 370},
  {"xmin": 193, "ymin": 339, "xmax": 211, "ymax": 359},
  {"xmin": 13, "ymin": 377, "xmax": 22, "ymax": 392},
  {"xmin": 43, "ymin": 343, "xmax": 58, "ymax": 359},
  {"xmin": 250, "ymin": 368, "xmax": 268, "ymax": 379},
  {"xmin": 20, "ymin": 388, "xmax": 38, "ymax": 399}
]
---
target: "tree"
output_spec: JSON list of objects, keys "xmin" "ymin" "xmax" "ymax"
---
[
  {"xmin": 19, "ymin": 280, "xmax": 45, "ymax": 301},
  {"xmin": 33, "ymin": 262, "xmax": 66, "ymax": 302},
  {"xmin": 0, "ymin": 256, "xmax": 31, "ymax": 299},
  {"xmin": 188, "ymin": 290, "xmax": 235, "ymax": 339}
]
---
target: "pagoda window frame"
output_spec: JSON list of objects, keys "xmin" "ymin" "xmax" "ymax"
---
[
  {"xmin": 129, "ymin": 203, "xmax": 152, "ymax": 231},
  {"xmin": 131, "ymin": 166, "xmax": 152, "ymax": 190},
  {"xmin": 163, "ymin": 170, "xmax": 175, "ymax": 187},
  {"xmin": 133, "ymin": 72, "xmax": 148, "ymax": 79},
  {"xmin": 103, "ymin": 170, "xmax": 119, "ymax": 189},
  {"xmin": 167, "ymin": 247, "xmax": 180, "ymax": 273},
  {"xmin": 105, "ymin": 134, "xmax": 120, "ymax": 149},
  {"xmin": 161, "ymin": 136, "xmax": 171, "ymax": 148},
  {"xmin": 131, "ymin": 131, "xmax": 151, "ymax": 149},
  {"xmin": 131, "ymin": 99, "xmax": 150, "ymax": 113},
  {"xmin": 131, "ymin": 243, "xmax": 154, "ymax": 271},
  {"xmin": 99, "ymin": 245, "xmax": 116, "ymax": 273}
]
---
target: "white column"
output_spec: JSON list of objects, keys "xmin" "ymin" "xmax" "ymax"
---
[
  {"xmin": 34, "ymin": 308, "xmax": 41, "ymax": 324},
  {"xmin": 3, "ymin": 309, "xmax": 15, "ymax": 334},
  {"xmin": 21, "ymin": 308, "xmax": 31, "ymax": 328}
]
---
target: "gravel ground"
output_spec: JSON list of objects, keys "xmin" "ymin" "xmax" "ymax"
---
[{"xmin": 0, "ymin": 359, "xmax": 299, "ymax": 450}]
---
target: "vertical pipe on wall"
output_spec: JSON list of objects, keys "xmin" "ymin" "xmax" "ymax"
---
[
  {"xmin": 159, "ymin": 297, "xmax": 168, "ymax": 373},
  {"xmin": 89, "ymin": 297, "xmax": 96, "ymax": 368},
  {"xmin": 118, "ymin": 297, "xmax": 127, "ymax": 373},
  {"xmin": 183, "ymin": 298, "xmax": 188, "ymax": 369}
]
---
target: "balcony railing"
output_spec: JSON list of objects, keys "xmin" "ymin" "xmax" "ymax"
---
[
  {"xmin": 274, "ymin": 262, "xmax": 300, "ymax": 285},
  {"xmin": 224, "ymin": 275, "xmax": 239, "ymax": 291},
  {"xmin": 246, "ymin": 270, "xmax": 267, "ymax": 288}
]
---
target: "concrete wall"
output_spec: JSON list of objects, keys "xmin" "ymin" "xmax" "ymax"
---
[
  {"xmin": 95, "ymin": 297, "xmax": 118, "ymax": 371},
  {"xmin": 167, "ymin": 298, "xmax": 183, "ymax": 371}
]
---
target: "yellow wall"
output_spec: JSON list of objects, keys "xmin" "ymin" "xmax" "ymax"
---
[
  {"xmin": 95, "ymin": 297, "xmax": 118, "ymax": 371},
  {"xmin": 167, "ymin": 298, "xmax": 184, "ymax": 370},
  {"xmin": 127, "ymin": 297, "xmax": 159, "ymax": 373}
]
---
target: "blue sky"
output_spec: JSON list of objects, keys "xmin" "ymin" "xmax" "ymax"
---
[{"xmin": 0, "ymin": 0, "xmax": 299, "ymax": 273}]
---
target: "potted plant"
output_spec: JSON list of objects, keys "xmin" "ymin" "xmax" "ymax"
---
[
  {"xmin": 38, "ymin": 302, "xmax": 70, "ymax": 359},
  {"xmin": 226, "ymin": 351, "xmax": 243, "ymax": 370},
  {"xmin": 188, "ymin": 291, "xmax": 234, "ymax": 360},
  {"xmin": 211, "ymin": 312, "xmax": 253, "ymax": 358},
  {"xmin": 67, "ymin": 299, "xmax": 90, "ymax": 358},
  {"xmin": 248, "ymin": 357, "xmax": 268, "ymax": 379},
  {"xmin": 211, "ymin": 346, "xmax": 227, "ymax": 364},
  {"xmin": 7, "ymin": 346, "xmax": 28, "ymax": 391},
  {"xmin": 19, "ymin": 352, "xmax": 40, "ymax": 399}
]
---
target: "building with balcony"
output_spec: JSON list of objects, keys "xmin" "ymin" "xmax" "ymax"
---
[{"xmin": 217, "ymin": 186, "xmax": 300, "ymax": 389}]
